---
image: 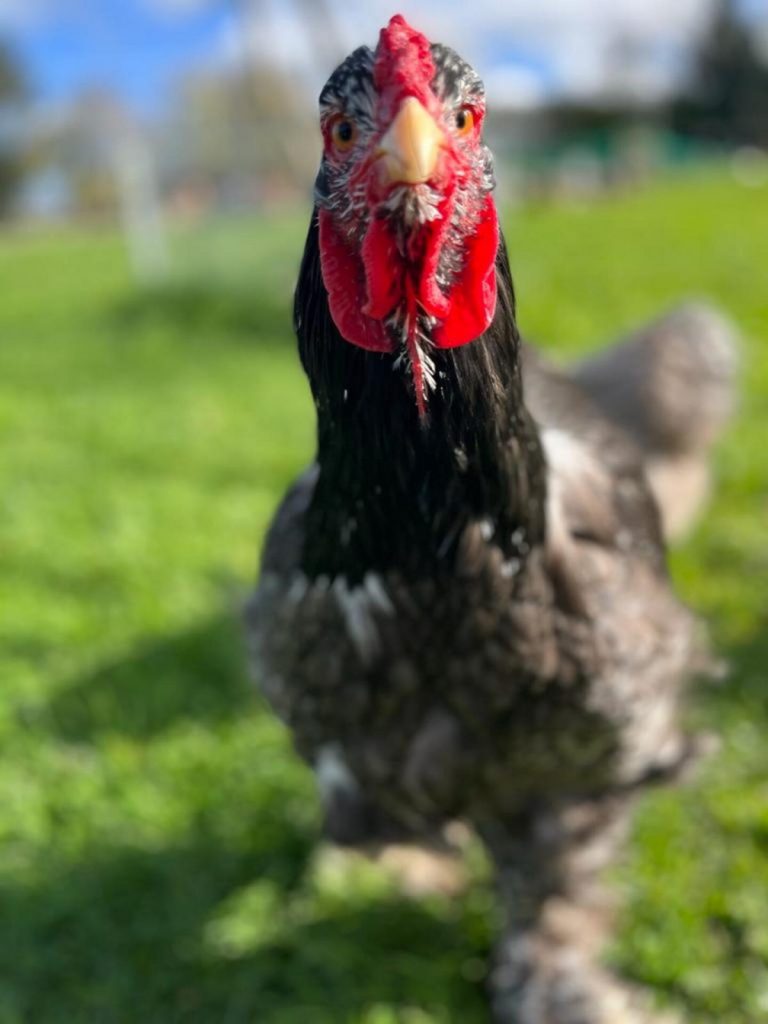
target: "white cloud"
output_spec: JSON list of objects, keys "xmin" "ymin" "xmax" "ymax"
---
[
  {"xmin": 484, "ymin": 66, "xmax": 551, "ymax": 109},
  {"xmin": 250, "ymin": 0, "xmax": 712, "ymax": 103},
  {"xmin": 145, "ymin": 0, "xmax": 718, "ymax": 103},
  {"xmin": 334, "ymin": 0, "xmax": 714, "ymax": 101}
]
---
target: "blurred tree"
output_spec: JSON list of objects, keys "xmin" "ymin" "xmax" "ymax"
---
[
  {"xmin": 155, "ymin": 0, "xmax": 343, "ymax": 199},
  {"xmin": 0, "ymin": 38, "xmax": 27, "ymax": 217},
  {"xmin": 47, "ymin": 91, "xmax": 125, "ymax": 217},
  {"xmin": 165, "ymin": 62, "xmax": 316, "ymax": 205},
  {"xmin": 234, "ymin": 0, "xmax": 344, "ymax": 190},
  {"xmin": 672, "ymin": 0, "xmax": 768, "ymax": 146}
]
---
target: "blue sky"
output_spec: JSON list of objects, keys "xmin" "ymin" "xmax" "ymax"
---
[
  {"xmin": 1, "ymin": 0, "xmax": 764, "ymax": 115},
  {"xmin": 3, "ymin": 1, "xmax": 232, "ymax": 113}
]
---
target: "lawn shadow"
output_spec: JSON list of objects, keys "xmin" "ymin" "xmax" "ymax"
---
[
  {"xmin": 109, "ymin": 279, "xmax": 293, "ymax": 345},
  {"xmin": 0, "ymin": 823, "xmax": 488, "ymax": 1023},
  {"xmin": 41, "ymin": 613, "xmax": 252, "ymax": 743},
  {"xmin": 19, "ymin": 606, "xmax": 490, "ymax": 1023}
]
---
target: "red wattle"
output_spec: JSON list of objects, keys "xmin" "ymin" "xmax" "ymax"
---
[
  {"xmin": 361, "ymin": 217, "xmax": 403, "ymax": 320},
  {"xmin": 433, "ymin": 195, "xmax": 499, "ymax": 348},
  {"xmin": 318, "ymin": 196, "xmax": 499, "ymax": 353},
  {"xmin": 415, "ymin": 192, "xmax": 454, "ymax": 320},
  {"xmin": 318, "ymin": 209, "xmax": 392, "ymax": 353}
]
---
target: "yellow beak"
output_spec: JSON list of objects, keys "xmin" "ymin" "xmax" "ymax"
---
[{"xmin": 377, "ymin": 97, "xmax": 443, "ymax": 186}]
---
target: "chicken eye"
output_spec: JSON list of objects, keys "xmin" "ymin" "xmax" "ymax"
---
[
  {"xmin": 330, "ymin": 116, "xmax": 357, "ymax": 152},
  {"xmin": 455, "ymin": 107, "xmax": 475, "ymax": 136}
]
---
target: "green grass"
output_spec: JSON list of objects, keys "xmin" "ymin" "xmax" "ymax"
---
[{"xmin": 0, "ymin": 168, "xmax": 766, "ymax": 1023}]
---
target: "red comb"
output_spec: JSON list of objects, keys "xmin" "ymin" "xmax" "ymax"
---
[{"xmin": 373, "ymin": 14, "xmax": 436, "ymax": 109}]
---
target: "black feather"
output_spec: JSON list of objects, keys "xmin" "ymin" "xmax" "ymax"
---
[{"xmin": 295, "ymin": 212, "xmax": 546, "ymax": 583}]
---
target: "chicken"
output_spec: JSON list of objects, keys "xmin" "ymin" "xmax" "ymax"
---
[
  {"xmin": 248, "ymin": 16, "xmax": 736, "ymax": 1023},
  {"xmin": 570, "ymin": 302, "xmax": 738, "ymax": 539}
]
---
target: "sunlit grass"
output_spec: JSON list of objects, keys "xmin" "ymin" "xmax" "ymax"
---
[{"xmin": 0, "ymin": 169, "xmax": 766, "ymax": 1022}]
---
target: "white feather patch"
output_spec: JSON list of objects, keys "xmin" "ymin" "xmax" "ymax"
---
[
  {"xmin": 315, "ymin": 744, "xmax": 358, "ymax": 800},
  {"xmin": 332, "ymin": 574, "xmax": 393, "ymax": 664},
  {"xmin": 542, "ymin": 427, "xmax": 610, "ymax": 554}
]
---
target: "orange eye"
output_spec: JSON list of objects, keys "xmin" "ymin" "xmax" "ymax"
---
[
  {"xmin": 455, "ymin": 106, "xmax": 475, "ymax": 136},
  {"xmin": 330, "ymin": 115, "xmax": 357, "ymax": 152}
]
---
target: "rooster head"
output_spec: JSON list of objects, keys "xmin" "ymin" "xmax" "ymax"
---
[{"xmin": 315, "ymin": 15, "xmax": 499, "ymax": 411}]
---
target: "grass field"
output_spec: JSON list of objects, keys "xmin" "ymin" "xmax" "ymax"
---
[{"xmin": 1, "ymin": 169, "xmax": 766, "ymax": 1023}]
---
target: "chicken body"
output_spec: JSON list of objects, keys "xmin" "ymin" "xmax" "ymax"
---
[
  {"xmin": 248, "ymin": 17, "xmax": 734, "ymax": 1024},
  {"xmin": 250, "ymin": 238, "xmax": 718, "ymax": 1023}
]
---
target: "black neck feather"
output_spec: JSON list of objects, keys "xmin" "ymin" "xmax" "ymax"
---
[{"xmin": 294, "ymin": 210, "xmax": 546, "ymax": 583}]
